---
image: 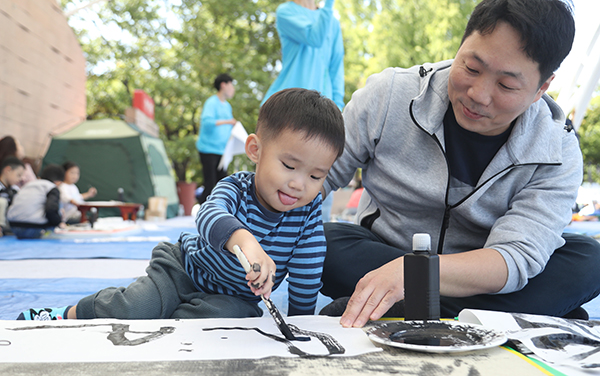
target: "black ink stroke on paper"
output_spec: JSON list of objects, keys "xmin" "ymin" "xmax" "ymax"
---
[
  {"xmin": 8, "ymin": 323, "xmax": 175, "ymax": 347},
  {"xmin": 203, "ymin": 323, "xmax": 345, "ymax": 358}
]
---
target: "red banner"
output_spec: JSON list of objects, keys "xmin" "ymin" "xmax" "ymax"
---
[{"xmin": 133, "ymin": 89, "xmax": 155, "ymax": 120}]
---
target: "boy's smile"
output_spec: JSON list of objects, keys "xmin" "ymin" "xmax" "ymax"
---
[{"xmin": 247, "ymin": 128, "xmax": 338, "ymax": 213}]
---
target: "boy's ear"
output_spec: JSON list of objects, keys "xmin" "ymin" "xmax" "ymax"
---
[{"xmin": 245, "ymin": 134, "xmax": 260, "ymax": 164}]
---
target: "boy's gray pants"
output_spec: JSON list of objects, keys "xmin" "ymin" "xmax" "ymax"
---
[{"xmin": 76, "ymin": 242, "xmax": 262, "ymax": 319}]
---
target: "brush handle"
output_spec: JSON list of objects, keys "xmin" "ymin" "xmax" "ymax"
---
[
  {"xmin": 233, "ymin": 245, "xmax": 252, "ymax": 273},
  {"xmin": 232, "ymin": 244, "xmax": 304, "ymax": 341}
]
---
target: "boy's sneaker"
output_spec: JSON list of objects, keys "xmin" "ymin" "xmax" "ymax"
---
[{"xmin": 16, "ymin": 306, "xmax": 72, "ymax": 321}]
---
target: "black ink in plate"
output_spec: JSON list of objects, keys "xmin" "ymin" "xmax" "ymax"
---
[{"xmin": 367, "ymin": 320, "xmax": 507, "ymax": 353}]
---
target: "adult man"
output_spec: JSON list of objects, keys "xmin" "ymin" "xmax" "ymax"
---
[
  {"xmin": 320, "ymin": 0, "xmax": 600, "ymax": 327},
  {"xmin": 196, "ymin": 74, "xmax": 237, "ymax": 205}
]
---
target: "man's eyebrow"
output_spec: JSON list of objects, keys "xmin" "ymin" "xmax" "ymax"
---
[{"xmin": 472, "ymin": 53, "xmax": 524, "ymax": 80}]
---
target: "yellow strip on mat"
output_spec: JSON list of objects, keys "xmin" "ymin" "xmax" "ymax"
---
[{"xmin": 501, "ymin": 346, "xmax": 566, "ymax": 376}]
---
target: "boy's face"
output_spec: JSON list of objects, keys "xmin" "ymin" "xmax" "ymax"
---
[
  {"xmin": 246, "ymin": 128, "xmax": 338, "ymax": 213},
  {"xmin": 2, "ymin": 165, "xmax": 25, "ymax": 186},
  {"xmin": 64, "ymin": 166, "xmax": 80, "ymax": 185}
]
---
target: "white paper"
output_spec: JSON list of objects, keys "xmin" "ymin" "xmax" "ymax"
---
[
  {"xmin": 218, "ymin": 122, "xmax": 248, "ymax": 171},
  {"xmin": 0, "ymin": 316, "xmax": 380, "ymax": 363},
  {"xmin": 459, "ymin": 309, "xmax": 600, "ymax": 371}
]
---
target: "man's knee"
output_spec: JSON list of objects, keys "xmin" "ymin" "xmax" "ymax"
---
[
  {"xmin": 558, "ymin": 233, "xmax": 600, "ymax": 290},
  {"xmin": 561, "ymin": 232, "xmax": 600, "ymax": 261}
]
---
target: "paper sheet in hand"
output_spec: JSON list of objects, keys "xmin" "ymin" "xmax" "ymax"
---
[
  {"xmin": 0, "ymin": 316, "xmax": 380, "ymax": 363},
  {"xmin": 218, "ymin": 122, "xmax": 248, "ymax": 170}
]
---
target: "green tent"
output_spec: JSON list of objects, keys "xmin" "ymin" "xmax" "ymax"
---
[{"xmin": 43, "ymin": 119, "xmax": 179, "ymax": 218}]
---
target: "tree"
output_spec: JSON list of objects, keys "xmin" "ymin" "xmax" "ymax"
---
[
  {"xmin": 64, "ymin": 0, "xmax": 280, "ymax": 183},
  {"xmin": 578, "ymin": 93, "xmax": 600, "ymax": 182},
  {"xmin": 63, "ymin": 0, "xmax": 478, "ymax": 184},
  {"xmin": 339, "ymin": 0, "xmax": 477, "ymax": 96}
]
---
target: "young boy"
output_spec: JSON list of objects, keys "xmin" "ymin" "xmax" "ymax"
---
[
  {"xmin": 7, "ymin": 164, "xmax": 64, "ymax": 240},
  {"xmin": 18, "ymin": 88, "xmax": 345, "ymax": 320},
  {"xmin": 0, "ymin": 156, "xmax": 25, "ymax": 236}
]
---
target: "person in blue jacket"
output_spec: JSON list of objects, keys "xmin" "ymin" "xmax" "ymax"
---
[
  {"xmin": 262, "ymin": 0, "xmax": 345, "ymax": 220},
  {"xmin": 196, "ymin": 73, "xmax": 237, "ymax": 205},
  {"xmin": 263, "ymin": 0, "xmax": 344, "ymax": 110}
]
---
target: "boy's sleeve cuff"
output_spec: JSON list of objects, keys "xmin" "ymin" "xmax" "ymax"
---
[{"xmin": 210, "ymin": 215, "xmax": 249, "ymax": 251}]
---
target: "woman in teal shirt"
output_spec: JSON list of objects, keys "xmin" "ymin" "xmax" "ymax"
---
[{"xmin": 196, "ymin": 74, "xmax": 237, "ymax": 205}]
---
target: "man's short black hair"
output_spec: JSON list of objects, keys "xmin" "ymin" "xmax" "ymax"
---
[
  {"xmin": 257, "ymin": 88, "xmax": 345, "ymax": 158},
  {"xmin": 214, "ymin": 73, "xmax": 233, "ymax": 91},
  {"xmin": 40, "ymin": 164, "xmax": 65, "ymax": 183},
  {"xmin": 462, "ymin": 0, "xmax": 575, "ymax": 85},
  {"xmin": 1, "ymin": 156, "xmax": 25, "ymax": 172}
]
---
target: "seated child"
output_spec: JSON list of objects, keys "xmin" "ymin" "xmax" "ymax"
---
[
  {"xmin": 17, "ymin": 87, "xmax": 345, "ymax": 320},
  {"xmin": 60, "ymin": 161, "xmax": 98, "ymax": 223},
  {"xmin": 7, "ymin": 164, "xmax": 65, "ymax": 240},
  {"xmin": 0, "ymin": 156, "xmax": 25, "ymax": 236}
]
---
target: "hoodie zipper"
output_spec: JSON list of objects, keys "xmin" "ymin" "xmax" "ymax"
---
[
  {"xmin": 409, "ymin": 100, "xmax": 452, "ymax": 254},
  {"xmin": 408, "ymin": 99, "xmax": 524, "ymax": 255}
]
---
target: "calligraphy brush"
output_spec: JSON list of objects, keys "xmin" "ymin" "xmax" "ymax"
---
[{"xmin": 233, "ymin": 245, "xmax": 310, "ymax": 342}]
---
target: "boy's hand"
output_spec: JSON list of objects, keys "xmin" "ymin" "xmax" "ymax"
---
[
  {"xmin": 239, "ymin": 245, "xmax": 277, "ymax": 299},
  {"xmin": 226, "ymin": 229, "xmax": 277, "ymax": 298}
]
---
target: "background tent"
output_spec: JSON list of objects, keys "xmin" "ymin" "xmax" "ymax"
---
[{"xmin": 43, "ymin": 119, "xmax": 179, "ymax": 218}]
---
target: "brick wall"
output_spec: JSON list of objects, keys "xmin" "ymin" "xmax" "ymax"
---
[{"xmin": 0, "ymin": 0, "xmax": 86, "ymax": 170}]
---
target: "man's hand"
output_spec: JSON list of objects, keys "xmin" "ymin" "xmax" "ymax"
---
[
  {"xmin": 338, "ymin": 248, "xmax": 509, "ymax": 328},
  {"xmin": 340, "ymin": 257, "xmax": 405, "ymax": 328}
]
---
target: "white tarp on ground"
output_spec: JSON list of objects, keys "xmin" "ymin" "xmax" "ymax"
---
[{"xmin": 0, "ymin": 316, "xmax": 379, "ymax": 363}]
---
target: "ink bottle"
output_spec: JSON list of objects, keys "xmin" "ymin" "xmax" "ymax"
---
[{"xmin": 404, "ymin": 233, "xmax": 440, "ymax": 321}]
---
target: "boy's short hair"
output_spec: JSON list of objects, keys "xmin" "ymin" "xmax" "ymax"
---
[
  {"xmin": 62, "ymin": 161, "xmax": 78, "ymax": 172},
  {"xmin": 40, "ymin": 164, "xmax": 65, "ymax": 183},
  {"xmin": 462, "ymin": 0, "xmax": 574, "ymax": 85},
  {"xmin": 257, "ymin": 88, "xmax": 345, "ymax": 158},
  {"xmin": 214, "ymin": 73, "xmax": 233, "ymax": 91},
  {"xmin": 1, "ymin": 156, "xmax": 25, "ymax": 172}
]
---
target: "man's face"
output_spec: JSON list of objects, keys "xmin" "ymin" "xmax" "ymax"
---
[
  {"xmin": 448, "ymin": 21, "xmax": 553, "ymax": 136},
  {"xmin": 221, "ymin": 81, "xmax": 235, "ymax": 99}
]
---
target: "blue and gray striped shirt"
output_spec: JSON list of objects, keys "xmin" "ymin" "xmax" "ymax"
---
[{"xmin": 179, "ymin": 171, "xmax": 326, "ymax": 316}]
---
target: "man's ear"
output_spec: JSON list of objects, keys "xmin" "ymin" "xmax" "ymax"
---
[
  {"xmin": 245, "ymin": 134, "xmax": 260, "ymax": 164},
  {"xmin": 533, "ymin": 73, "xmax": 555, "ymax": 103}
]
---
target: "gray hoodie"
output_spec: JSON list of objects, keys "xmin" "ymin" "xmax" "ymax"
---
[{"xmin": 324, "ymin": 60, "xmax": 582, "ymax": 293}]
